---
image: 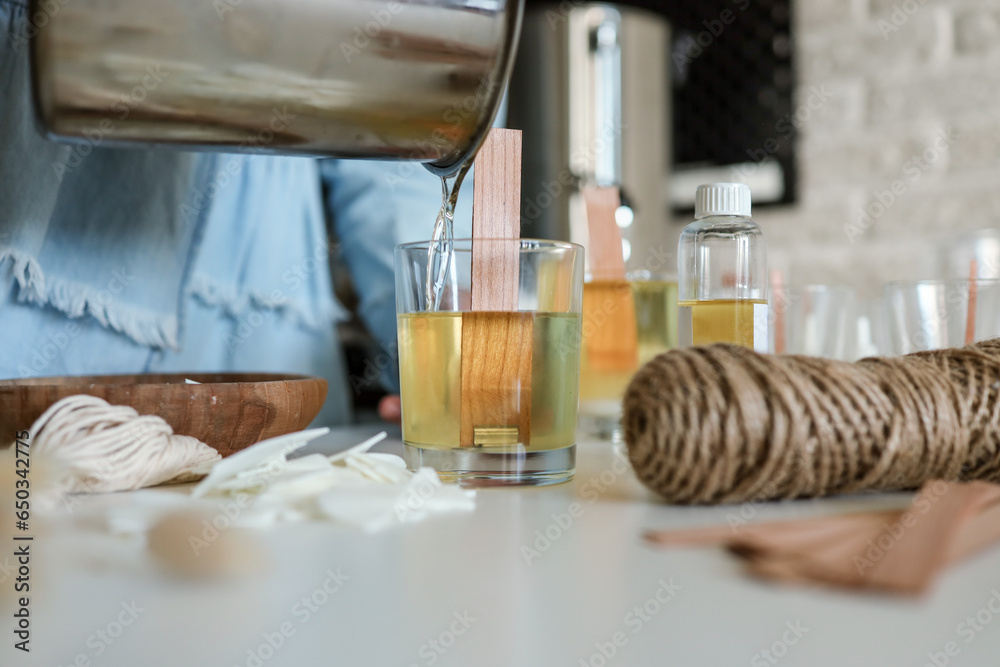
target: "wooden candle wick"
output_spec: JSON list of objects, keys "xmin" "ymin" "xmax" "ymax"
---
[
  {"xmin": 460, "ymin": 129, "xmax": 532, "ymax": 448},
  {"xmin": 581, "ymin": 186, "xmax": 638, "ymax": 373},
  {"xmin": 582, "ymin": 186, "xmax": 626, "ymax": 281},
  {"xmin": 771, "ymin": 270, "xmax": 786, "ymax": 354},
  {"xmin": 966, "ymin": 260, "xmax": 978, "ymax": 345}
]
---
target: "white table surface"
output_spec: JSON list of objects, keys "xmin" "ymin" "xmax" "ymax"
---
[{"xmin": 6, "ymin": 426, "xmax": 1000, "ymax": 667}]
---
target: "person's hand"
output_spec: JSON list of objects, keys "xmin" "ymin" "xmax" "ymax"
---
[{"xmin": 377, "ymin": 395, "xmax": 401, "ymax": 424}]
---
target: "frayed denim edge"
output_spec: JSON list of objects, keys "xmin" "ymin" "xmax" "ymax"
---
[
  {"xmin": 187, "ymin": 272, "xmax": 346, "ymax": 334},
  {"xmin": 0, "ymin": 246, "xmax": 181, "ymax": 350}
]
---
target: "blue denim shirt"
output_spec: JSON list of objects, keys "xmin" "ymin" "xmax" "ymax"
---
[{"xmin": 0, "ymin": 0, "xmax": 473, "ymax": 425}]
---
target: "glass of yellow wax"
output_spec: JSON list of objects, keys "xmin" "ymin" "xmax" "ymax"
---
[
  {"xmin": 578, "ymin": 271, "xmax": 678, "ymax": 441},
  {"xmin": 394, "ymin": 239, "xmax": 583, "ymax": 486}
]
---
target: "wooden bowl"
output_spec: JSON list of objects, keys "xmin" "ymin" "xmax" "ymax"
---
[{"xmin": 0, "ymin": 373, "xmax": 327, "ymax": 456}]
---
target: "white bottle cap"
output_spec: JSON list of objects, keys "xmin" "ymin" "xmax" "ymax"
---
[{"xmin": 694, "ymin": 183, "xmax": 752, "ymax": 219}]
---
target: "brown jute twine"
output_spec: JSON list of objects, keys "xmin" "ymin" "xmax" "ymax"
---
[{"xmin": 622, "ymin": 339, "xmax": 1000, "ymax": 505}]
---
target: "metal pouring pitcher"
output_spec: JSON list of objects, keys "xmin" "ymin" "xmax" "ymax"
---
[{"xmin": 30, "ymin": 0, "xmax": 522, "ymax": 175}]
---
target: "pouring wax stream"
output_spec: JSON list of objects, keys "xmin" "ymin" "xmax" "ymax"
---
[{"xmin": 425, "ymin": 162, "xmax": 472, "ymax": 312}]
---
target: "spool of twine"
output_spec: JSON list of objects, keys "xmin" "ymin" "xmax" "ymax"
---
[
  {"xmin": 30, "ymin": 395, "xmax": 220, "ymax": 494},
  {"xmin": 622, "ymin": 340, "xmax": 1000, "ymax": 504}
]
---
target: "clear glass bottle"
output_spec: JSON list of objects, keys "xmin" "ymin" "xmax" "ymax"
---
[{"xmin": 678, "ymin": 183, "xmax": 768, "ymax": 351}]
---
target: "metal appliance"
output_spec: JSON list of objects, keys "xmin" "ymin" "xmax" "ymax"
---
[{"xmin": 507, "ymin": 2, "xmax": 670, "ymax": 268}]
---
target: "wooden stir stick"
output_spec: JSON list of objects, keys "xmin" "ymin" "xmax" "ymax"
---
[
  {"xmin": 581, "ymin": 186, "xmax": 638, "ymax": 372},
  {"xmin": 771, "ymin": 269, "xmax": 786, "ymax": 354},
  {"xmin": 965, "ymin": 259, "xmax": 978, "ymax": 345},
  {"xmin": 460, "ymin": 129, "xmax": 533, "ymax": 448},
  {"xmin": 583, "ymin": 186, "xmax": 627, "ymax": 281}
]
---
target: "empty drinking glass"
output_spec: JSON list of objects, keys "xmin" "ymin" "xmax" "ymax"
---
[{"xmin": 886, "ymin": 279, "xmax": 1000, "ymax": 355}]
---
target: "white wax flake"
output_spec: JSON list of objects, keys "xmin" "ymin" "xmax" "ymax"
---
[
  {"xmin": 312, "ymin": 467, "xmax": 475, "ymax": 532},
  {"xmin": 187, "ymin": 429, "xmax": 474, "ymax": 531},
  {"xmin": 345, "ymin": 452, "xmax": 410, "ymax": 484},
  {"xmin": 260, "ymin": 467, "xmax": 363, "ymax": 502},
  {"xmin": 192, "ymin": 428, "xmax": 330, "ymax": 497},
  {"xmin": 326, "ymin": 432, "xmax": 390, "ymax": 463}
]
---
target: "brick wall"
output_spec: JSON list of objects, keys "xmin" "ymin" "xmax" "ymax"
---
[{"xmin": 721, "ymin": 0, "xmax": 1000, "ymax": 294}]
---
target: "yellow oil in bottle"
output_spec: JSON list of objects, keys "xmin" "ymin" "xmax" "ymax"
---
[
  {"xmin": 678, "ymin": 184, "xmax": 767, "ymax": 351},
  {"xmin": 397, "ymin": 311, "xmax": 580, "ymax": 451},
  {"xmin": 678, "ymin": 299, "xmax": 767, "ymax": 348}
]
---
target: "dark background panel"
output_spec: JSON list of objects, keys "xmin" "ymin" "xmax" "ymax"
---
[{"xmin": 525, "ymin": 0, "xmax": 798, "ymax": 206}]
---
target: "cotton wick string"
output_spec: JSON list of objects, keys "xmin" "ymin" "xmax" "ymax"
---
[
  {"xmin": 622, "ymin": 339, "xmax": 1000, "ymax": 505},
  {"xmin": 30, "ymin": 395, "xmax": 221, "ymax": 494}
]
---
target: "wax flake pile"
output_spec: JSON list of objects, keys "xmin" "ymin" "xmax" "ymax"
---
[{"xmin": 28, "ymin": 396, "xmax": 475, "ymax": 532}]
